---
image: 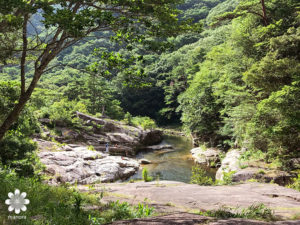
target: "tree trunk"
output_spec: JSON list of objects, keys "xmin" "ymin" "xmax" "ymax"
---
[
  {"xmin": 261, "ymin": 0, "xmax": 268, "ymax": 26},
  {"xmin": 0, "ymin": 69, "xmax": 43, "ymax": 141}
]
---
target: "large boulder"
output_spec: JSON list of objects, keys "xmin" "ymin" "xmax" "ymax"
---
[
  {"xmin": 38, "ymin": 144, "xmax": 139, "ymax": 184},
  {"xmin": 140, "ymin": 130, "xmax": 163, "ymax": 146},
  {"xmin": 216, "ymin": 149, "xmax": 242, "ymax": 180},
  {"xmin": 216, "ymin": 149, "xmax": 293, "ymax": 185},
  {"xmin": 191, "ymin": 147, "xmax": 221, "ymax": 167}
]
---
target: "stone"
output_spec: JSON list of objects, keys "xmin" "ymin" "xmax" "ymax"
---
[
  {"xmin": 144, "ymin": 144, "xmax": 173, "ymax": 151},
  {"xmin": 191, "ymin": 147, "xmax": 221, "ymax": 167},
  {"xmin": 38, "ymin": 143, "xmax": 139, "ymax": 184},
  {"xmin": 138, "ymin": 159, "xmax": 152, "ymax": 164},
  {"xmin": 288, "ymin": 158, "xmax": 300, "ymax": 169},
  {"xmin": 232, "ymin": 167, "xmax": 260, "ymax": 182},
  {"xmin": 140, "ymin": 130, "xmax": 163, "ymax": 146},
  {"xmin": 216, "ymin": 149, "xmax": 241, "ymax": 180}
]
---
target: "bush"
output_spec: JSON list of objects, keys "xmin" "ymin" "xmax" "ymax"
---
[
  {"xmin": 190, "ymin": 166, "xmax": 214, "ymax": 185},
  {"xmin": 48, "ymin": 99, "xmax": 87, "ymax": 126},
  {"xmin": 0, "ymin": 81, "xmax": 41, "ymax": 176},
  {"xmin": 288, "ymin": 174, "xmax": 300, "ymax": 191},
  {"xmin": 216, "ymin": 171, "xmax": 236, "ymax": 185},
  {"xmin": 123, "ymin": 112, "xmax": 132, "ymax": 125},
  {"xmin": 0, "ymin": 168, "xmax": 154, "ymax": 225},
  {"xmin": 131, "ymin": 116, "xmax": 157, "ymax": 130}
]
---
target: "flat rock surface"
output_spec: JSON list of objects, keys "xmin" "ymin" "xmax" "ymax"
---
[
  {"xmin": 37, "ymin": 140, "xmax": 139, "ymax": 184},
  {"xmin": 109, "ymin": 213, "xmax": 300, "ymax": 225},
  {"xmin": 79, "ymin": 181, "xmax": 300, "ymax": 219}
]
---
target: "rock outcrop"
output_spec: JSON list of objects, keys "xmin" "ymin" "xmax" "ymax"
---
[
  {"xmin": 232, "ymin": 168, "xmax": 292, "ymax": 185},
  {"xmin": 78, "ymin": 181, "xmax": 300, "ymax": 219},
  {"xmin": 191, "ymin": 147, "xmax": 221, "ymax": 167},
  {"xmin": 39, "ymin": 112, "xmax": 163, "ymax": 156},
  {"xmin": 216, "ymin": 149, "xmax": 292, "ymax": 185},
  {"xmin": 216, "ymin": 149, "xmax": 242, "ymax": 180},
  {"xmin": 37, "ymin": 140, "xmax": 139, "ymax": 184}
]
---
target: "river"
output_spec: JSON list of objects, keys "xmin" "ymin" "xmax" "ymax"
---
[{"xmin": 129, "ymin": 135, "xmax": 216, "ymax": 183}]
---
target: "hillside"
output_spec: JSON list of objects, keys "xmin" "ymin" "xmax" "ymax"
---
[{"xmin": 0, "ymin": 0, "xmax": 299, "ymax": 224}]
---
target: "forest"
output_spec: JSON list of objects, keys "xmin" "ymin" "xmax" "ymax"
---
[{"xmin": 0, "ymin": 0, "xmax": 299, "ymax": 224}]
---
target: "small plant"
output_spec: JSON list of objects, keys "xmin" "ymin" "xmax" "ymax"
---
[
  {"xmin": 135, "ymin": 203, "xmax": 154, "ymax": 217},
  {"xmin": 222, "ymin": 171, "xmax": 236, "ymax": 185},
  {"xmin": 199, "ymin": 206, "xmax": 236, "ymax": 219},
  {"xmin": 190, "ymin": 166, "xmax": 214, "ymax": 185},
  {"xmin": 199, "ymin": 203, "xmax": 275, "ymax": 221},
  {"xmin": 257, "ymin": 169, "xmax": 266, "ymax": 175},
  {"xmin": 240, "ymin": 203, "xmax": 275, "ymax": 221},
  {"xmin": 73, "ymin": 191, "xmax": 83, "ymax": 214},
  {"xmin": 88, "ymin": 145, "xmax": 96, "ymax": 151},
  {"xmin": 124, "ymin": 112, "xmax": 132, "ymax": 125},
  {"xmin": 142, "ymin": 168, "xmax": 153, "ymax": 182},
  {"xmin": 165, "ymin": 202, "xmax": 175, "ymax": 207},
  {"xmin": 287, "ymin": 174, "xmax": 300, "ymax": 191}
]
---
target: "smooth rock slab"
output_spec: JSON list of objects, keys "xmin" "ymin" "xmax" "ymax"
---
[
  {"xmin": 81, "ymin": 181, "xmax": 300, "ymax": 219},
  {"xmin": 38, "ymin": 145, "xmax": 139, "ymax": 184},
  {"xmin": 109, "ymin": 213, "xmax": 300, "ymax": 225}
]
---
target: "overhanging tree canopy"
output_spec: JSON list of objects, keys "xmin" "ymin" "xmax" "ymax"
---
[{"xmin": 0, "ymin": 0, "xmax": 199, "ymax": 141}]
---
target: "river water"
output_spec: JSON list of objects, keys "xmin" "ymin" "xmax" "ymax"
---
[{"xmin": 129, "ymin": 135, "xmax": 216, "ymax": 183}]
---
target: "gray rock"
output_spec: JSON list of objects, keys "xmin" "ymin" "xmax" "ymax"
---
[
  {"xmin": 140, "ymin": 130, "xmax": 163, "ymax": 146},
  {"xmin": 232, "ymin": 168, "xmax": 292, "ymax": 186},
  {"xmin": 38, "ymin": 144, "xmax": 139, "ymax": 184},
  {"xmin": 191, "ymin": 147, "xmax": 221, "ymax": 167},
  {"xmin": 144, "ymin": 144, "xmax": 173, "ymax": 151},
  {"xmin": 232, "ymin": 167, "xmax": 260, "ymax": 182},
  {"xmin": 138, "ymin": 159, "xmax": 152, "ymax": 164},
  {"xmin": 216, "ymin": 149, "xmax": 241, "ymax": 181},
  {"xmin": 289, "ymin": 158, "xmax": 300, "ymax": 169}
]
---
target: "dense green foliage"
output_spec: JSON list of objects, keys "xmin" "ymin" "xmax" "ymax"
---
[
  {"xmin": 0, "ymin": 81, "xmax": 41, "ymax": 176},
  {"xmin": 177, "ymin": 0, "xmax": 300, "ymax": 163},
  {"xmin": 190, "ymin": 166, "xmax": 214, "ymax": 185},
  {"xmin": 0, "ymin": 169, "xmax": 154, "ymax": 224},
  {"xmin": 0, "ymin": 0, "xmax": 299, "ymax": 182}
]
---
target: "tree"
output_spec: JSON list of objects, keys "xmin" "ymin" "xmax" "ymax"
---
[{"xmin": 0, "ymin": 0, "xmax": 197, "ymax": 141}]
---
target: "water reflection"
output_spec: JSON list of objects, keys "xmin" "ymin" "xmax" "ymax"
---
[{"xmin": 128, "ymin": 135, "xmax": 216, "ymax": 183}]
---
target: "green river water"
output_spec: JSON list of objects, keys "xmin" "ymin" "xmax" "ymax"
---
[{"xmin": 129, "ymin": 135, "xmax": 216, "ymax": 183}]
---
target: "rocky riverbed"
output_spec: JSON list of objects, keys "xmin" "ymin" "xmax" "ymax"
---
[{"xmin": 36, "ymin": 112, "xmax": 169, "ymax": 184}]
